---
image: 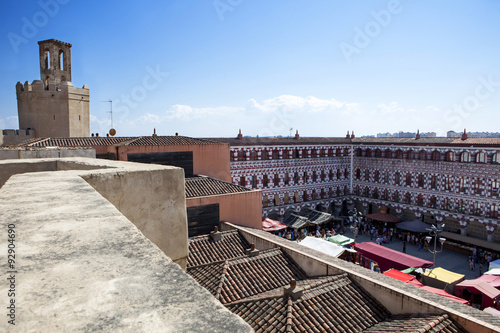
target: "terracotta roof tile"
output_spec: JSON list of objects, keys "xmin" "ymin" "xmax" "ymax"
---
[
  {"xmin": 16, "ymin": 136, "xmax": 224, "ymax": 147},
  {"xmin": 187, "ymin": 230, "xmax": 250, "ymax": 268},
  {"xmin": 188, "ymin": 248, "xmax": 308, "ymax": 304},
  {"xmin": 209, "ymin": 137, "xmax": 352, "ymax": 146},
  {"xmin": 226, "ymin": 274, "xmax": 392, "ymax": 332},
  {"xmin": 185, "ymin": 176, "xmax": 251, "ymax": 198},
  {"xmin": 18, "ymin": 137, "xmax": 136, "ymax": 147},
  {"xmin": 125, "ymin": 136, "xmax": 223, "ymax": 146},
  {"xmin": 363, "ymin": 314, "xmax": 467, "ymax": 333}
]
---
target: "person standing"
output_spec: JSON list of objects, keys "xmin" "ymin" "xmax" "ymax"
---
[
  {"xmin": 469, "ymin": 256, "xmax": 474, "ymax": 271},
  {"xmin": 403, "ymin": 241, "xmax": 406, "ymax": 254}
]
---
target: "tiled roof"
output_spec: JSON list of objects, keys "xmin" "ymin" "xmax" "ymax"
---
[
  {"xmin": 187, "ymin": 230, "xmax": 250, "ymax": 268},
  {"xmin": 209, "ymin": 137, "xmax": 352, "ymax": 146},
  {"xmin": 125, "ymin": 136, "xmax": 223, "ymax": 146},
  {"xmin": 18, "ymin": 137, "xmax": 135, "ymax": 147},
  {"xmin": 185, "ymin": 176, "xmax": 251, "ymax": 198},
  {"xmin": 364, "ymin": 314, "xmax": 467, "ymax": 332},
  {"xmin": 210, "ymin": 136, "xmax": 500, "ymax": 147},
  {"xmin": 185, "ymin": 261, "xmax": 226, "ymax": 296},
  {"xmin": 231, "ymin": 224, "xmax": 500, "ymax": 328},
  {"xmin": 353, "ymin": 137, "xmax": 500, "ymax": 147},
  {"xmin": 226, "ymin": 274, "xmax": 392, "ymax": 332},
  {"xmin": 16, "ymin": 136, "xmax": 224, "ymax": 147},
  {"xmin": 188, "ymin": 248, "xmax": 308, "ymax": 304}
]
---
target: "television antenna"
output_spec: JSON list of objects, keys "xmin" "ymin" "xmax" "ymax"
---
[{"xmin": 101, "ymin": 99, "xmax": 116, "ymax": 136}]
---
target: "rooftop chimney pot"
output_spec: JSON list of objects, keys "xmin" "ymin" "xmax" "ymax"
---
[
  {"xmin": 210, "ymin": 226, "xmax": 222, "ymax": 242},
  {"xmin": 246, "ymin": 243, "xmax": 260, "ymax": 257}
]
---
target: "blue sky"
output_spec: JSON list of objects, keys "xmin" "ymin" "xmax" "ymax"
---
[{"xmin": 1, "ymin": 0, "xmax": 499, "ymax": 138}]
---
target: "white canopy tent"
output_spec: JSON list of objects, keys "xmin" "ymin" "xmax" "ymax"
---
[
  {"xmin": 298, "ymin": 236, "xmax": 348, "ymax": 258},
  {"xmin": 485, "ymin": 268, "xmax": 500, "ymax": 276},
  {"xmin": 489, "ymin": 259, "xmax": 500, "ymax": 270}
]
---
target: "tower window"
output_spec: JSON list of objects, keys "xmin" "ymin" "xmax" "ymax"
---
[
  {"xmin": 59, "ymin": 50, "xmax": 64, "ymax": 71},
  {"xmin": 53, "ymin": 115, "xmax": 55, "ymax": 120},
  {"xmin": 44, "ymin": 50, "xmax": 51, "ymax": 70}
]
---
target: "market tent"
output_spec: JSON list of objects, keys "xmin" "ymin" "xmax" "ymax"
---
[
  {"xmin": 485, "ymin": 268, "xmax": 500, "ymax": 276},
  {"xmin": 262, "ymin": 218, "xmax": 287, "ymax": 231},
  {"xmin": 421, "ymin": 267, "xmax": 465, "ymax": 294},
  {"xmin": 382, "ymin": 269, "xmax": 415, "ymax": 283},
  {"xmin": 407, "ymin": 278, "xmax": 424, "ymax": 287},
  {"xmin": 307, "ymin": 210, "xmax": 332, "ymax": 225},
  {"xmin": 454, "ymin": 281, "xmax": 500, "ymax": 310},
  {"xmin": 364, "ymin": 212, "xmax": 401, "ymax": 224},
  {"xmin": 282, "ymin": 213, "xmax": 309, "ymax": 229},
  {"xmin": 299, "ymin": 236, "xmax": 345, "ymax": 258},
  {"xmin": 473, "ymin": 275, "xmax": 500, "ymax": 289},
  {"xmin": 396, "ymin": 220, "xmax": 432, "ymax": 233},
  {"xmin": 354, "ymin": 242, "xmax": 433, "ymax": 272},
  {"xmin": 490, "ymin": 259, "xmax": 500, "ymax": 270},
  {"xmin": 484, "ymin": 307, "xmax": 500, "ymax": 317},
  {"xmin": 400, "ymin": 267, "xmax": 416, "ymax": 274},
  {"xmin": 327, "ymin": 234, "xmax": 354, "ymax": 246},
  {"xmin": 420, "ymin": 286, "xmax": 469, "ymax": 305}
]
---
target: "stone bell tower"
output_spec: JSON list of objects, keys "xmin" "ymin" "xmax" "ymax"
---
[
  {"xmin": 39, "ymin": 39, "xmax": 72, "ymax": 88},
  {"xmin": 16, "ymin": 39, "xmax": 90, "ymax": 138}
]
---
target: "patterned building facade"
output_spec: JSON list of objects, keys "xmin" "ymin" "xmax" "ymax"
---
[{"xmin": 212, "ymin": 131, "xmax": 500, "ymax": 242}]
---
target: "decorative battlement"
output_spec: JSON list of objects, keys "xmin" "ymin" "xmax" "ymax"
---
[
  {"xmin": 38, "ymin": 39, "xmax": 72, "ymax": 48},
  {"xmin": 0, "ymin": 129, "xmax": 36, "ymax": 146},
  {"xmin": 16, "ymin": 80, "xmax": 89, "ymax": 94}
]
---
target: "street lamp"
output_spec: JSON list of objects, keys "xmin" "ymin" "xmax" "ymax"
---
[{"xmin": 425, "ymin": 224, "xmax": 446, "ymax": 269}]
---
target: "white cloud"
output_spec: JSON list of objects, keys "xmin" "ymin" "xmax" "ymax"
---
[
  {"xmin": 165, "ymin": 104, "xmax": 242, "ymax": 120},
  {"xmin": 246, "ymin": 95, "xmax": 358, "ymax": 114},
  {"xmin": 0, "ymin": 116, "xmax": 18, "ymax": 129},
  {"xmin": 89, "ymin": 95, "xmax": 447, "ymax": 137}
]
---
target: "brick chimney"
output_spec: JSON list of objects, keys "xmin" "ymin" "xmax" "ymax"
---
[
  {"xmin": 461, "ymin": 129, "xmax": 468, "ymax": 141},
  {"xmin": 210, "ymin": 226, "xmax": 222, "ymax": 242},
  {"xmin": 345, "ymin": 131, "xmax": 350, "ymax": 139},
  {"xmin": 237, "ymin": 129, "xmax": 243, "ymax": 140},
  {"xmin": 284, "ymin": 279, "xmax": 303, "ymax": 300},
  {"xmin": 246, "ymin": 243, "xmax": 260, "ymax": 257},
  {"xmin": 415, "ymin": 129, "xmax": 420, "ymax": 140},
  {"xmin": 295, "ymin": 130, "xmax": 299, "ymax": 139},
  {"xmin": 350, "ymin": 131, "xmax": 355, "ymax": 139},
  {"xmin": 153, "ymin": 128, "xmax": 157, "ymax": 137}
]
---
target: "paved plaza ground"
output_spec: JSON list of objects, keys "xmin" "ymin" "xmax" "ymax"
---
[{"xmin": 341, "ymin": 228, "xmax": 484, "ymax": 281}]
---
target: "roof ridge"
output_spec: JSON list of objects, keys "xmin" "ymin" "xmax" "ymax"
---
[
  {"xmin": 185, "ymin": 259, "xmax": 226, "ymax": 270},
  {"xmin": 188, "ymin": 229, "xmax": 238, "ymax": 242},
  {"xmin": 285, "ymin": 297, "xmax": 293, "ymax": 332},
  {"xmin": 214, "ymin": 261, "xmax": 229, "ymax": 301}
]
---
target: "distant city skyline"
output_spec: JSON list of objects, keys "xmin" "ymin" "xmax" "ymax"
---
[{"xmin": 1, "ymin": 1, "xmax": 499, "ymax": 138}]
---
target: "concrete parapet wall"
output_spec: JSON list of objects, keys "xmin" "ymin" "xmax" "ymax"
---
[
  {"xmin": 0, "ymin": 158, "xmax": 188, "ymax": 267},
  {"xmin": 0, "ymin": 147, "xmax": 95, "ymax": 160},
  {"xmin": 0, "ymin": 159, "xmax": 252, "ymax": 332},
  {"xmin": 223, "ymin": 222, "xmax": 500, "ymax": 333},
  {"xmin": 83, "ymin": 166, "xmax": 188, "ymax": 268}
]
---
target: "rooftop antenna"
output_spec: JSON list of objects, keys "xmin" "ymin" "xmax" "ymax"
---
[
  {"xmin": 101, "ymin": 99, "xmax": 116, "ymax": 136},
  {"xmin": 289, "ymin": 127, "xmax": 293, "ymax": 137}
]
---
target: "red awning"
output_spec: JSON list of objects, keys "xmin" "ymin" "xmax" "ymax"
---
[
  {"xmin": 354, "ymin": 242, "xmax": 433, "ymax": 272},
  {"xmin": 364, "ymin": 212, "xmax": 401, "ymax": 223},
  {"xmin": 383, "ymin": 269, "xmax": 416, "ymax": 283},
  {"xmin": 420, "ymin": 286, "xmax": 469, "ymax": 305},
  {"xmin": 456, "ymin": 281, "xmax": 500, "ymax": 300},
  {"xmin": 262, "ymin": 218, "xmax": 287, "ymax": 231}
]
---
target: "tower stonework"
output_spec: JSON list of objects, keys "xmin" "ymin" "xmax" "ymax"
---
[{"xmin": 16, "ymin": 39, "xmax": 90, "ymax": 138}]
